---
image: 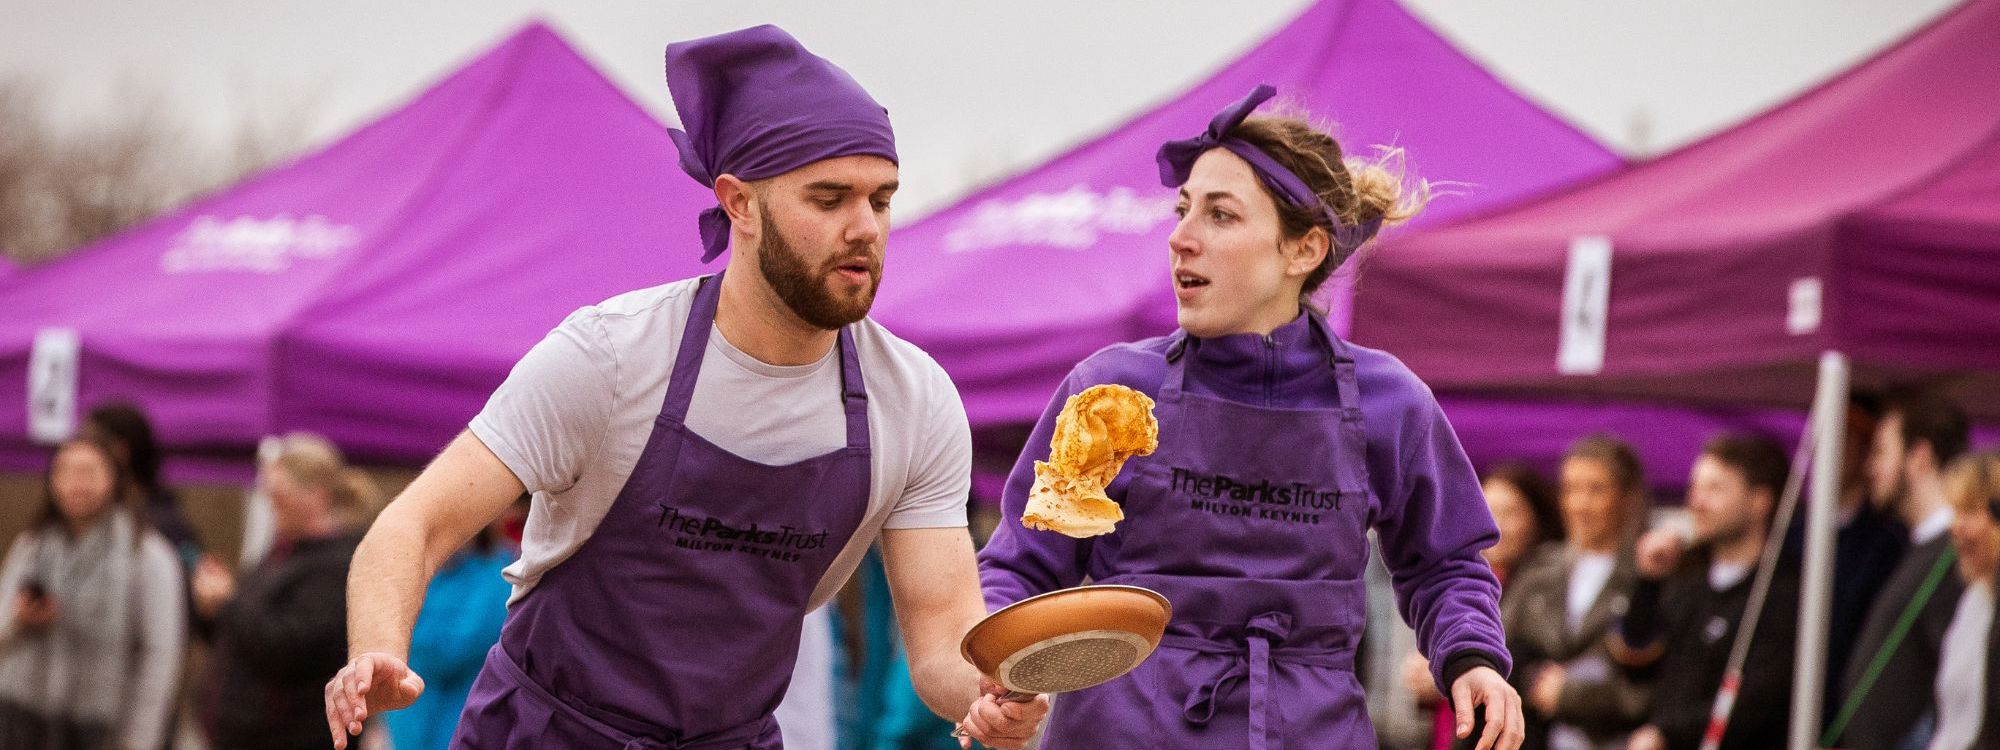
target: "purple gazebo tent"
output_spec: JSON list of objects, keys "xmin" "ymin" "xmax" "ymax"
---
[
  {"xmin": 0, "ymin": 22, "xmax": 718, "ymax": 477},
  {"xmin": 1353, "ymin": 0, "xmax": 2000, "ymax": 416},
  {"xmin": 869, "ymin": 0, "xmax": 1622, "ymax": 433},
  {"xmin": 1351, "ymin": 2, "xmax": 2000, "ymax": 744}
]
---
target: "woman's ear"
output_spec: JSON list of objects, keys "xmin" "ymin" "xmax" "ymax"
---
[{"xmin": 1285, "ymin": 226, "xmax": 1331, "ymax": 277}]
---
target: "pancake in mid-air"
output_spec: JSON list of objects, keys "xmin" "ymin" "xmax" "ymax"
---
[{"xmin": 1021, "ymin": 384, "xmax": 1159, "ymax": 538}]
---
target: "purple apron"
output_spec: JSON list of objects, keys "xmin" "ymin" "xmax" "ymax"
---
[
  {"xmin": 453, "ymin": 272, "xmax": 872, "ymax": 749},
  {"xmin": 1042, "ymin": 312, "xmax": 1375, "ymax": 750}
]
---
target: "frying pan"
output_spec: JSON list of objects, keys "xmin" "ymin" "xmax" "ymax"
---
[{"xmin": 951, "ymin": 584, "xmax": 1172, "ymax": 738}]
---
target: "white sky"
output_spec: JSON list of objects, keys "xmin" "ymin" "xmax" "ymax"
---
[{"xmin": 0, "ymin": 0, "xmax": 1963, "ymax": 216}]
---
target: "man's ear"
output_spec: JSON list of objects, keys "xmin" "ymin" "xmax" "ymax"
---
[{"xmin": 715, "ymin": 174, "xmax": 758, "ymax": 232}]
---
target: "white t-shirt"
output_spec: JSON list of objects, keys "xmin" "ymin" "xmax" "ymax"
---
[
  {"xmin": 1708, "ymin": 560, "xmax": 1752, "ymax": 591},
  {"xmin": 470, "ymin": 277, "xmax": 971, "ymax": 608},
  {"xmin": 1566, "ymin": 551, "xmax": 1617, "ymax": 634},
  {"xmin": 1930, "ymin": 579, "xmax": 1994, "ymax": 750}
]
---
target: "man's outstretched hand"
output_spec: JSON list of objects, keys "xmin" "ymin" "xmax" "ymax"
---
[{"xmin": 325, "ymin": 652, "xmax": 426, "ymax": 749}]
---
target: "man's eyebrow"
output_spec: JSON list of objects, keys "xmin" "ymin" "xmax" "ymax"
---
[{"xmin": 804, "ymin": 181, "xmax": 853, "ymax": 192}]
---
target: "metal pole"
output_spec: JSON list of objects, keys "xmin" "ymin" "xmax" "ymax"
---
[{"xmin": 1792, "ymin": 351, "xmax": 1847, "ymax": 750}]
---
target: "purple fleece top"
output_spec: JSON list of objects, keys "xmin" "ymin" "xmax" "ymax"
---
[{"xmin": 977, "ymin": 311, "xmax": 1511, "ymax": 690}]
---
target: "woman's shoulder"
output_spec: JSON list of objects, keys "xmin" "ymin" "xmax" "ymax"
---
[
  {"xmin": 1063, "ymin": 334, "xmax": 1180, "ymax": 394},
  {"xmin": 1340, "ymin": 339, "xmax": 1450, "ymax": 452},
  {"xmin": 128, "ymin": 528, "xmax": 186, "ymax": 607},
  {"xmin": 134, "ymin": 526, "xmax": 178, "ymax": 560},
  {"xmin": 1343, "ymin": 339, "xmax": 1435, "ymax": 406}
]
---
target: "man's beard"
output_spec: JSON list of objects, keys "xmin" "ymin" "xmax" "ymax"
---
[{"xmin": 758, "ymin": 208, "xmax": 881, "ymax": 330}]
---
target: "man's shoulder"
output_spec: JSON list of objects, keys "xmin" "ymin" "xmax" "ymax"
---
[
  {"xmin": 852, "ymin": 317, "xmax": 959, "ymax": 410},
  {"xmin": 547, "ymin": 277, "xmax": 705, "ymax": 364},
  {"xmin": 1891, "ymin": 534, "xmax": 1957, "ymax": 585},
  {"xmin": 588, "ymin": 277, "xmax": 704, "ymax": 324}
]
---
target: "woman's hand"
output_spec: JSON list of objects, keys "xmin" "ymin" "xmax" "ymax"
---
[
  {"xmin": 13, "ymin": 590, "xmax": 59, "ymax": 631},
  {"xmin": 191, "ymin": 555, "xmax": 237, "ymax": 618},
  {"xmin": 1451, "ymin": 666, "xmax": 1526, "ymax": 750}
]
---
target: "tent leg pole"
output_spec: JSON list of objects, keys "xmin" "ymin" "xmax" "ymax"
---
[{"xmin": 1792, "ymin": 351, "xmax": 1846, "ymax": 750}]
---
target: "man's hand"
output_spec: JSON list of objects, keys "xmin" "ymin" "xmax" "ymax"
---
[
  {"xmin": 325, "ymin": 652, "xmax": 425, "ymax": 749},
  {"xmin": 1451, "ymin": 665, "xmax": 1526, "ymax": 750},
  {"xmin": 1635, "ymin": 528, "xmax": 1685, "ymax": 580},
  {"xmin": 13, "ymin": 590, "xmax": 58, "ymax": 631},
  {"xmin": 1628, "ymin": 724, "xmax": 1667, "ymax": 750},
  {"xmin": 336, "ymin": 431, "xmax": 521, "ymax": 749},
  {"xmin": 954, "ymin": 676, "xmax": 1049, "ymax": 749},
  {"xmin": 1527, "ymin": 663, "xmax": 1566, "ymax": 717}
]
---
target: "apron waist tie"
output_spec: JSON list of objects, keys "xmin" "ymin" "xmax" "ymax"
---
[
  {"xmin": 1168, "ymin": 612, "xmax": 1352, "ymax": 750},
  {"xmin": 487, "ymin": 644, "xmax": 775, "ymax": 750}
]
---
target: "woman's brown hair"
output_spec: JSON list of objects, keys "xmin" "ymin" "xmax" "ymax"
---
[{"xmin": 1227, "ymin": 113, "xmax": 1429, "ymax": 297}]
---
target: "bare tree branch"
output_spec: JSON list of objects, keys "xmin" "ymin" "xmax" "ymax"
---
[{"xmin": 0, "ymin": 77, "xmax": 310, "ymax": 266}]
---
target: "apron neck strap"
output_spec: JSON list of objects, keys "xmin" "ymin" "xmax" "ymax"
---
[
  {"xmin": 660, "ymin": 273, "xmax": 725, "ymax": 425},
  {"xmin": 836, "ymin": 326, "xmax": 868, "ymax": 449},
  {"xmin": 662, "ymin": 272, "xmax": 870, "ymax": 449},
  {"xmin": 1304, "ymin": 312, "xmax": 1363, "ymax": 414},
  {"xmin": 1164, "ymin": 310, "xmax": 1360, "ymax": 409},
  {"xmin": 1162, "ymin": 332, "xmax": 1193, "ymax": 401}
]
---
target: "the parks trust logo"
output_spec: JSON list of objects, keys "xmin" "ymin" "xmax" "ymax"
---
[
  {"xmin": 1170, "ymin": 467, "xmax": 1346, "ymax": 525},
  {"xmin": 655, "ymin": 504, "xmax": 831, "ymax": 563}
]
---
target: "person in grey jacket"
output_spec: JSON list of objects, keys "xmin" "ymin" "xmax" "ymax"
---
[
  {"xmin": 0, "ymin": 437, "xmax": 185, "ymax": 750},
  {"xmin": 1507, "ymin": 437, "xmax": 1650, "ymax": 750}
]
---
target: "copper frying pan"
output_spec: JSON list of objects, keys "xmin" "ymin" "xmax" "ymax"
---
[{"xmin": 950, "ymin": 584, "xmax": 1172, "ymax": 738}]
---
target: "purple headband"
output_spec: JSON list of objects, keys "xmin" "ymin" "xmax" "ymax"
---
[
  {"xmin": 1157, "ymin": 84, "xmax": 1382, "ymax": 253},
  {"xmin": 665, "ymin": 25, "xmax": 898, "ymax": 263}
]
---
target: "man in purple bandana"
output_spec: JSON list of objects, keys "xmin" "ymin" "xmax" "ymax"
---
[{"xmin": 323, "ymin": 25, "xmax": 1046, "ymax": 750}]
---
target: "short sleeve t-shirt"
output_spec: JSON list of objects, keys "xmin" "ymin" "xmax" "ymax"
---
[{"xmin": 470, "ymin": 276, "xmax": 971, "ymax": 608}]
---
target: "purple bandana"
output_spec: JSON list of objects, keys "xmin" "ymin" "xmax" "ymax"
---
[
  {"xmin": 665, "ymin": 25, "xmax": 899, "ymax": 262},
  {"xmin": 1157, "ymin": 84, "xmax": 1381, "ymax": 253}
]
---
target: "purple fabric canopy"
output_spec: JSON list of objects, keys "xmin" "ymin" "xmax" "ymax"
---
[
  {"xmin": 1353, "ymin": 0, "xmax": 2000, "ymax": 419},
  {"xmin": 0, "ymin": 22, "xmax": 719, "ymax": 474},
  {"xmin": 869, "ymin": 0, "xmax": 1622, "ymax": 430}
]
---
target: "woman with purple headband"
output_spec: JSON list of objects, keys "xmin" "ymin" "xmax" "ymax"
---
[{"xmin": 978, "ymin": 85, "xmax": 1525, "ymax": 750}]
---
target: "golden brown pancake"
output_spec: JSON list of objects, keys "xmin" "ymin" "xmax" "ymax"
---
[{"xmin": 1022, "ymin": 384, "xmax": 1158, "ymax": 538}]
